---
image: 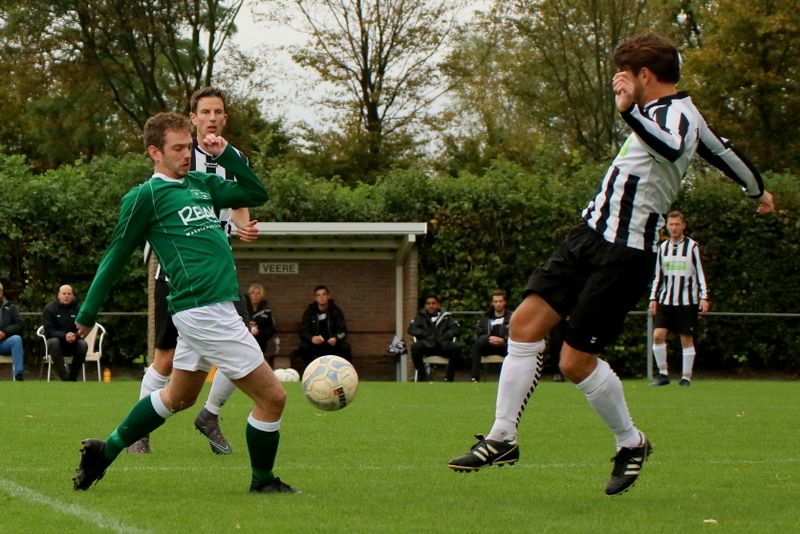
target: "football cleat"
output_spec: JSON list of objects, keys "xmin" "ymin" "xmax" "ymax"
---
[
  {"xmin": 605, "ymin": 437, "xmax": 652, "ymax": 496},
  {"xmin": 194, "ymin": 408, "xmax": 232, "ymax": 455},
  {"xmin": 73, "ymin": 439, "xmax": 112, "ymax": 490},
  {"xmin": 678, "ymin": 378, "xmax": 691, "ymax": 387},
  {"xmin": 127, "ymin": 436, "xmax": 151, "ymax": 454},
  {"xmin": 249, "ymin": 477, "xmax": 300, "ymax": 494},
  {"xmin": 649, "ymin": 374, "xmax": 670, "ymax": 387},
  {"xmin": 447, "ymin": 434, "xmax": 519, "ymax": 472}
]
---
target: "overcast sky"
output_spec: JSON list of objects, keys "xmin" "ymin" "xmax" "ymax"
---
[{"xmin": 228, "ymin": 1, "xmax": 489, "ymax": 130}]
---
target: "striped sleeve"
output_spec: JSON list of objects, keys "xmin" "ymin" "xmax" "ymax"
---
[
  {"xmin": 649, "ymin": 241, "xmax": 664, "ymax": 301},
  {"xmin": 691, "ymin": 241, "xmax": 709, "ymax": 301},
  {"xmin": 620, "ymin": 104, "xmax": 689, "ymax": 163},
  {"xmin": 696, "ymin": 120, "xmax": 764, "ymax": 198}
]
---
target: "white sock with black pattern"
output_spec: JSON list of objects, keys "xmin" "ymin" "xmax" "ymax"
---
[{"xmin": 486, "ymin": 339, "xmax": 545, "ymax": 442}]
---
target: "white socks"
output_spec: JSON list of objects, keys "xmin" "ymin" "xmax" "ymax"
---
[
  {"xmin": 486, "ymin": 339, "xmax": 545, "ymax": 442},
  {"xmin": 139, "ymin": 366, "xmax": 169, "ymax": 399},
  {"xmin": 204, "ymin": 370, "xmax": 237, "ymax": 415},
  {"xmin": 681, "ymin": 346, "xmax": 695, "ymax": 379},
  {"xmin": 576, "ymin": 359, "xmax": 640, "ymax": 450},
  {"xmin": 653, "ymin": 342, "xmax": 668, "ymax": 375}
]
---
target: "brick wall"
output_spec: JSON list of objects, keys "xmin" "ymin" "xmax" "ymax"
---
[{"xmin": 237, "ymin": 258, "xmax": 400, "ymax": 380}]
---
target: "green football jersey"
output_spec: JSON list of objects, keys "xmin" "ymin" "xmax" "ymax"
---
[{"xmin": 77, "ymin": 145, "xmax": 268, "ymax": 327}]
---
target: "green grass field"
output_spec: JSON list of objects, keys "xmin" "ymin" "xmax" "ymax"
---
[{"xmin": 1, "ymin": 378, "xmax": 797, "ymax": 533}]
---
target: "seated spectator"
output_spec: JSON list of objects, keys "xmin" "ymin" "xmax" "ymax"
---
[
  {"xmin": 0, "ymin": 282, "xmax": 25, "ymax": 381},
  {"xmin": 469, "ymin": 290, "xmax": 512, "ymax": 382},
  {"xmin": 236, "ymin": 282, "xmax": 275, "ymax": 355},
  {"xmin": 408, "ymin": 293, "xmax": 461, "ymax": 381},
  {"xmin": 293, "ymin": 285, "xmax": 352, "ymax": 373},
  {"xmin": 42, "ymin": 284, "xmax": 87, "ymax": 381}
]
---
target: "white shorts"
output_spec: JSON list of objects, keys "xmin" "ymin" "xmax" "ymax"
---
[{"xmin": 172, "ymin": 301, "xmax": 263, "ymax": 380}]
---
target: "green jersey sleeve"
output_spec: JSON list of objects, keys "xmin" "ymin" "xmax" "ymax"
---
[
  {"xmin": 76, "ymin": 185, "xmax": 153, "ymax": 327},
  {"xmin": 206, "ymin": 144, "xmax": 269, "ymax": 210}
]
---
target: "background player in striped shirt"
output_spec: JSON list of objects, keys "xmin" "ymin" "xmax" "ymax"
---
[
  {"xmin": 447, "ymin": 33, "xmax": 774, "ymax": 496},
  {"xmin": 649, "ymin": 211, "xmax": 709, "ymax": 387},
  {"xmin": 129, "ymin": 87, "xmax": 258, "ymax": 455}
]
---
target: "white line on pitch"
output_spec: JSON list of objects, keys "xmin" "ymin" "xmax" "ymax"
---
[{"xmin": 0, "ymin": 477, "xmax": 150, "ymax": 534}]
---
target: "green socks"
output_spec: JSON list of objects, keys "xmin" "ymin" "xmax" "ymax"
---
[
  {"xmin": 246, "ymin": 415, "xmax": 281, "ymax": 487},
  {"xmin": 103, "ymin": 392, "xmax": 170, "ymax": 461}
]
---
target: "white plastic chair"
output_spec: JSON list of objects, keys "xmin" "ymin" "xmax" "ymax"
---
[
  {"xmin": 0, "ymin": 355, "xmax": 16, "ymax": 381},
  {"xmin": 38, "ymin": 323, "xmax": 105, "ymax": 382}
]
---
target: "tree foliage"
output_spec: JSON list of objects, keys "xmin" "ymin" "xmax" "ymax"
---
[
  {"xmin": 681, "ymin": 0, "xmax": 800, "ymax": 173},
  {"xmin": 260, "ymin": 0, "xmax": 463, "ymax": 180},
  {"xmin": 0, "ymin": 0, "xmax": 258, "ymax": 168}
]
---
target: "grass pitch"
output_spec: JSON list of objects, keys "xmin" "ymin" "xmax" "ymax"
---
[{"xmin": 0, "ymin": 378, "xmax": 797, "ymax": 533}]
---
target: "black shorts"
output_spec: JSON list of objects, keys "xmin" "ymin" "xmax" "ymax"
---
[
  {"xmin": 524, "ymin": 223, "xmax": 656, "ymax": 353},
  {"xmin": 154, "ymin": 275, "xmax": 179, "ymax": 350},
  {"xmin": 653, "ymin": 304, "xmax": 699, "ymax": 336}
]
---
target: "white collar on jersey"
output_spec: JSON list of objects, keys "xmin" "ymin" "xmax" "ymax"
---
[{"xmin": 152, "ymin": 172, "xmax": 184, "ymax": 183}]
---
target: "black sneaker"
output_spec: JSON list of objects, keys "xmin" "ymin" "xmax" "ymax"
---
[
  {"xmin": 447, "ymin": 434, "xmax": 519, "ymax": 472},
  {"xmin": 250, "ymin": 477, "xmax": 300, "ymax": 494},
  {"xmin": 649, "ymin": 374, "xmax": 670, "ymax": 387},
  {"xmin": 194, "ymin": 408, "xmax": 232, "ymax": 454},
  {"xmin": 14, "ymin": 373, "xmax": 24, "ymax": 382},
  {"xmin": 127, "ymin": 436, "xmax": 151, "ymax": 454},
  {"xmin": 678, "ymin": 378, "xmax": 691, "ymax": 387},
  {"xmin": 73, "ymin": 439, "xmax": 112, "ymax": 490},
  {"xmin": 605, "ymin": 437, "xmax": 652, "ymax": 496}
]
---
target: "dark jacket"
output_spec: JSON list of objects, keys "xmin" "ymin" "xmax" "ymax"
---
[
  {"xmin": 300, "ymin": 300, "xmax": 348, "ymax": 343},
  {"xmin": 408, "ymin": 310, "xmax": 460, "ymax": 348},
  {"xmin": 235, "ymin": 295, "xmax": 276, "ymax": 350},
  {"xmin": 0, "ymin": 297, "xmax": 23, "ymax": 337},
  {"xmin": 474, "ymin": 308, "xmax": 512, "ymax": 342},
  {"xmin": 43, "ymin": 299, "xmax": 81, "ymax": 340}
]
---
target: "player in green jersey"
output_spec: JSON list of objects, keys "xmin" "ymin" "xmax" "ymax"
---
[{"xmin": 73, "ymin": 112, "xmax": 297, "ymax": 494}]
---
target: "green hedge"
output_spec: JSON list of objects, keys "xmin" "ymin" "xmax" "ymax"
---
[{"xmin": 2, "ymin": 151, "xmax": 798, "ymax": 373}]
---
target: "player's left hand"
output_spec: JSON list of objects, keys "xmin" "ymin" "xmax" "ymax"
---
[
  {"xmin": 200, "ymin": 133, "xmax": 228, "ymax": 156},
  {"xmin": 76, "ymin": 323, "xmax": 92, "ymax": 338},
  {"xmin": 237, "ymin": 220, "xmax": 259, "ymax": 242},
  {"xmin": 756, "ymin": 190, "xmax": 774, "ymax": 215}
]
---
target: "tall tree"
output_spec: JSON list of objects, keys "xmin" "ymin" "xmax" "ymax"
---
[
  {"xmin": 442, "ymin": 0, "xmax": 685, "ymax": 170},
  {"xmin": 0, "ymin": 0, "xmax": 257, "ymax": 167},
  {"xmin": 681, "ymin": 0, "xmax": 800, "ymax": 173},
  {"xmin": 260, "ymin": 0, "xmax": 463, "ymax": 179}
]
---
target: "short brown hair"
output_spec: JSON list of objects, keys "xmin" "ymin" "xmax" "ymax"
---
[
  {"xmin": 491, "ymin": 290, "xmax": 507, "ymax": 300},
  {"xmin": 190, "ymin": 86, "xmax": 227, "ymax": 113},
  {"xmin": 143, "ymin": 112, "xmax": 191, "ymax": 153},
  {"xmin": 614, "ymin": 33, "xmax": 680, "ymax": 84},
  {"xmin": 667, "ymin": 210, "xmax": 685, "ymax": 222}
]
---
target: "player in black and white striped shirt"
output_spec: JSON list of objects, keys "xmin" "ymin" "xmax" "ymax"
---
[
  {"xmin": 649, "ymin": 212, "xmax": 708, "ymax": 387},
  {"xmin": 448, "ymin": 33, "xmax": 774, "ymax": 495}
]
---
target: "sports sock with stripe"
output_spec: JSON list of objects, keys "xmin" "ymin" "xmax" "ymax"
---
[
  {"xmin": 103, "ymin": 390, "xmax": 172, "ymax": 461},
  {"xmin": 246, "ymin": 414, "xmax": 281, "ymax": 487}
]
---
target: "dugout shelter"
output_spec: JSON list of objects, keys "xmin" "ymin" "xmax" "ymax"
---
[{"xmin": 147, "ymin": 222, "xmax": 427, "ymax": 381}]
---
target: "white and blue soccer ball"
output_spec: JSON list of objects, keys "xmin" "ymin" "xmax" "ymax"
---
[
  {"xmin": 301, "ymin": 355, "xmax": 358, "ymax": 411},
  {"xmin": 273, "ymin": 368, "xmax": 300, "ymax": 382}
]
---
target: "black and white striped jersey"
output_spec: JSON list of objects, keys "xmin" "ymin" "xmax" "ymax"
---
[
  {"xmin": 649, "ymin": 237, "xmax": 708, "ymax": 306},
  {"xmin": 191, "ymin": 139, "xmax": 248, "ymax": 236},
  {"xmin": 582, "ymin": 92, "xmax": 764, "ymax": 252}
]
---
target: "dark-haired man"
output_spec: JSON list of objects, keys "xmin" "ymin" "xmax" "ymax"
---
[
  {"xmin": 294, "ymin": 285, "xmax": 352, "ymax": 373},
  {"xmin": 448, "ymin": 33, "xmax": 773, "ymax": 496},
  {"xmin": 469, "ymin": 290, "xmax": 511, "ymax": 382},
  {"xmin": 408, "ymin": 293, "xmax": 461, "ymax": 381}
]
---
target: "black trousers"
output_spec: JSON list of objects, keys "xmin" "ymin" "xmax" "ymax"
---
[
  {"xmin": 293, "ymin": 339, "xmax": 353, "ymax": 374},
  {"xmin": 469, "ymin": 337, "xmax": 507, "ymax": 380},
  {"xmin": 47, "ymin": 338, "xmax": 88, "ymax": 380},
  {"xmin": 411, "ymin": 340, "xmax": 460, "ymax": 381}
]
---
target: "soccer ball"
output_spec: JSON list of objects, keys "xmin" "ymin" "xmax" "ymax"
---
[
  {"xmin": 273, "ymin": 368, "xmax": 300, "ymax": 382},
  {"xmin": 301, "ymin": 355, "xmax": 358, "ymax": 411},
  {"xmin": 283, "ymin": 368, "xmax": 300, "ymax": 382}
]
